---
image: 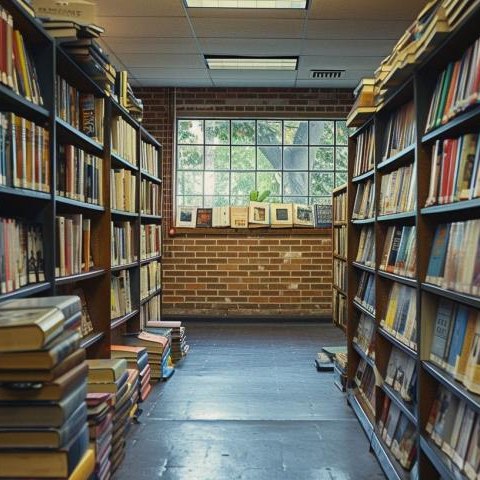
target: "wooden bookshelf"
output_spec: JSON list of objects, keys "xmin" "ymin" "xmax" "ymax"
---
[
  {"xmin": 345, "ymin": 4, "xmax": 480, "ymax": 479},
  {"xmin": 0, "ymin": 1, "xmax": 163, "ymax": 360}
]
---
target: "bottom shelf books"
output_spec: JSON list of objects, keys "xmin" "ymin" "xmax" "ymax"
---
[
  {"xmin": 426, "ymin": 385, "xmax": 480, "ymax": 479},
  {"xmin": 333, "ymin": 290, "xmax": 347, "ymax": 329},
  {"xmin": 385, "ymin": 346, "xmax": 417, "ymax": 404},
  {"xmin": 354, "ymin": 359, "xmax": 376, "ymax": 416},
  {"xmin": 355, "ymin": 272, "xmax": 375, "ymax": 314},
  {"xmin": 111, "ymin": 270, "xmax": 133, "ymax": 320},
  {"xmin": 378, "ymin": 397, "xmax": 416, "ymax": 470},
  {"xmin": 353, "ymin": 313, "xmax": 375, "ymax": 360}
]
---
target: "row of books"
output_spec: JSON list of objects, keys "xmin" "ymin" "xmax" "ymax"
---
[
  {"xmin": 425, "ymin": 36, "xmax": 480, "ymax": 133},
  {"xmin": 57, "ymin": 144, "xmax": 104, "ymax": 206},
  {"xmin": 353, "ymin": 313, "xmax": 375, "ymax": 360},
  {"xmin": 141, "ymin": 260, "xmax": 161, "ymax": 300},
  {"xmin": 111, "ymin": 221, "xmax": 137, "ymax": 268},
  {"xmin": 333, "ymin": 225, "xmax": 346, "ymax": 258},
  {"xmin": 177, "ymin": 203, "xmax": 331, "ymax": 229},
  {"xmin": 116, "ymin": 70, "xmax": 144, "ymax": 121},
  {"xmin": 354, "ymin": 359, "xmax": 376, "ymax": 415},
  {"xmin": 353, "ymin": 124, "xmax": 375, "ymax": 177},
  {"xmin": 140, "ymin": 294, "xmax": 161, "ymax": 327},
  {"xmin": 140, "ymin": 179, "xmax": 161, "ymax": 216},
  {"xmin": 111, "ymin": 116, "xmax": 137, "ymax": 166},
  {"xmin": 382, "ymin": 100, "xmax": 416, "ymax": 160},
  {"xmin": 381, "ymin": 283, "xmax": 417, "ymax": 351},
  {"xmin": 111, "ymin": 270, "xmax": 133, "ymax": 320},
  {"xmin": 333, "ymin": 190, "xmax": 347, "ymax": 222},
  {"xmin": 380, "ymin": 226, "xmax": 416, "ymax": 278},
  {"xmin": 111, "ymin": 168, "xmax": 136, "ymax": 213},
  {"xmin": 378, "ymin": 398, "xmax": 416, "ymax": 470},
  {"xmin": 56, "ymin": 76, "xmax": 104, "ymax": 144},
  {"xmin": 385, "ymin": 346, "xmax": 417, "ymax": 403},
  {"xmin": 355, "ymin": 271, "xmax": 375, "ymax": 314},
  {"xmin": 333, "ymin": 290, "xmax": 347, "ymax": 329},
  {"xmin": 355, "ymin": 226, "xmax": 375, "ymax": 267},
  {"xmin": 0, "ymin": 112, "xmax": 50, "ymax": 192},
  {"xmin": 333, "ymin": 258, "xmax": 346, "ymax": 292},
  {"xmin": 55, "ymin": 215, "xmax": 92, "ymax": 278},
  {"xmin": 0, "ymin": 8, "xmax": 43, "ymax": 105},
  {"xmin": 141, "ymin": 224, "xmax": 162, "ymax": 260},
  {"xmin": 429, "ymin": 299, "xmax": 480, "ymax": 394},
  {"xmin": 141, "ymin": 140, "xmax": 159, "ymax": 178},
  {"xmin": 0, "ymin": 217, "xmax": 44, "ymax": 294},
  {"xmin": 379, "ymin": 163, "xmax": 416, "ymax": 215},
  {"xmin": 427, "ymin": 220, "xmax": 480, "ymax": 294},
  {"xmin": 426, "ymin": 133, "xmax": 480, "ymax": 206},
  {"xmin": 352, "ymin": 180, "xmax": 375, "ymax": 220}
]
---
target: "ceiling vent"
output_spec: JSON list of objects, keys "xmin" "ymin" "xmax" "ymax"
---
[{"xmin": 310, "ymin": 70, "xmax": 345, "ymax": 79}]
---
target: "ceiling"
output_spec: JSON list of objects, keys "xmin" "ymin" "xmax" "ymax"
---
[{"xmin": 97, "ymin": 0, "xmax": 426, "ymax": 88}]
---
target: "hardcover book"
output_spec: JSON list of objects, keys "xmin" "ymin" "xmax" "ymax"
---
[{"xmin": 270, "ymin": 203, "xmax": 293, "ymax": 228}]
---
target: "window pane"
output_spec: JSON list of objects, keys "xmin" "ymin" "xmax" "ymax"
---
[
  {"xmin": 205, "ymin": 171, "xmax": 230, "ymax": 196},
  {"xmin": 284, "ymin": 146, "xmax": 308, "ymax": 170},
  {"xmin": 205, "ymin": 120, "xmax": 229, "ymax": 145},
  {"xmin": 283, "ymin": 172, "xmax": 307, "ymax": 196},
  {"xmin": 231, "ymin": 196, "xmax": 249, "ymax": 206},
  {"xmin": 310, "ymin": 196, "xmax": 332, "ymax": 205},
  {"xmin": 257, "ymin": 171, "xmax": 282, "ymax": 195},
  {"xmin": 178, "ymin": 120, "xmax": 203, "ymax": 144},
  {"xmin": 284, "ymin": 196, "xmax": 308, "ymax": 204},
  {"xmin": 269, "ymin": 196, "xmax": 281, "ymax": 203},
  {"xmin": 232, "ymin": 120, "xmax": 255, "ymax": 145},
  {"xmin": 257, "ymin": 120, "xmax": 282, "ymax": 145},
  {"xmin": 336, "ymin": 172, "xmax": 348, "ymax": 187},
  {"xmin": 310, "ymin": 172, "xmax": 334, "ymax": 196},
  {"xmin": 284, "ymin": 120, "xmax": 308, "ymax": 145},
  {"xmin": 177, "ymin": 171, "xmax": 203, "ymax": 195},
  {"xmin": 231, "ymin": 172, "xmax": 255, "ymax": 196},
  {"xmin": 336, "ymin": 121, "xmax": 348, "ymax": 145},
  {"xmin": 178, "ymin": 145, "xmax": 204, "ymax": 170},
  {"xmin": 232, "ymin": 146, "xmax": 255, "ymax": 170},
  {"xmin": 204, "ymin": 196, "xmax": 229, "ymax": 207},
  {"xmin": 309, "ymin": 121, "xmax": 334, "ymax": 145},
  {"xmin": 336, "ymin": 147, "xmax": 348, "ymax": 171},
  {"xmin": 310, "ymin": 146, "xmax": 334, "ymax": 170},
  {"xmin": 177, "ymin": 195, "xmax": 203, "ymax": 207},
  {"xmin": 205, "ymin": 146, "xmax": 229, "ymax": 170},
  {"xmin": 257, "ymin": 146, "xmax": 281, "ymax": 170}
]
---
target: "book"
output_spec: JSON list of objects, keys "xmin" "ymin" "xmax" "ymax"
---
[
  {"xmin": 140, "ymin": 223, "xmax": 162, "ymax": 259},
  {"xmin": 333, "ymin": 258, "xmax": 347, "ymax": 292},
  {"xmin": 353, "ymin": 123, "xmax": 375, "ymax": 176},
  {"xmin": 176, "ymin": 206, "xmax": 197, "ymax": 228},
  {"xmin": 379, "ymin": 164, "xmax": 416, "ymax": 215},
  {"xmin": 353, "ymin": 313, "xmax": 375, "ymax": 358},
  {"xmin": 111, "ymin": 115, "xmax": 137, "ymax": 165},
  {"xmin": 352, "ymin": 179, "xmax": 375, "ymax": 219},
  {"xmin": 111, "ymin": 270, "xmax": 133, "ymax": 320},
  {"xmin": 196, "ymin": 207, "xmax": 213, "ymax": 228},
  {"xmin": 141, "ymin": 139, "xmax": 159, "ymax": 178},
  {"xmin": 230, "ymin": 206, "xmax": 248, "ymax": 229},
  {"xmin": 270, "ymin": 203, "xmax": 293, "ymax": 228},
  {"xmin": 140, "ymin": 260, "xmax": 161, "ymax": 300},
  {"xmin": 293, "ymin": 204, "xmax": 314, "ymax": 227},
  {"xmin": 355, "ymin": 226, "xmax": 375, "ymax": 267},
  {"xmin": 430, "ymin": 299, "xmax": 455, "ymax": 368},
  {"xmin": 314, "ymin": 203, "xmax": 332, "ymax": 228},
  {"xmin": 141, "ymin": 178, "xmax": 161, "ymax": 216},
  {"xmin": 381, "ymin": 100, "xmax": 416, "ymax": 160},
  {"xmin": 354, "ymin": 272, "xmax": 375, "ymax": 313},
  {"xmin": 87, "ymin": 359, "xmax": 128, "ymax": 383},
  {"xmin": 111, "ymin": 220, "xmax": 137, "ymax": 267},
  {"xmin": 333, "ymin": 190, "xmax": 347, "ymax": 223},
  {"xmin": 249, "ymin": 201, "xmax": 270, "ymax": 227},
  {"xmin": 212, "ymin": 206, "xmax": 230, "ymax": 227},
  {"xmin": 140, "ymin": 292, "xmax": 161, "ymax": 326},
  {"xmin": 110, "ymin": 168, "xmax": 136, "ymax": 212}
]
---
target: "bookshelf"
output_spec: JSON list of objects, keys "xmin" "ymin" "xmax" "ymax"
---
[
  {"xmin": 345, "ymin": 3, "xmax": 480, "ymax": 479},
  {"xmin": 0, "ymin": 0, "xmax": 163, "ymax": 359}
]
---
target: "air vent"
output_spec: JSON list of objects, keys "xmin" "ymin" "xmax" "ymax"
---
[{"xmin": 310, "ymin": 70, "xmax": 345, "ymax": 79}]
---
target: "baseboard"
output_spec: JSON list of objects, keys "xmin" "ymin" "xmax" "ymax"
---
[{"xmin": 162, "ymin": 314, "xmax": 332, "ymax": 323}]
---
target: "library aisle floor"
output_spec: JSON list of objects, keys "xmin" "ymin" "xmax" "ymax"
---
[{"xmin": 116, "ymin": 323, "xmax": 385, "ymax": 480}]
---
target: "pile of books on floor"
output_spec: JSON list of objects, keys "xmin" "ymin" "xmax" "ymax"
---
[
  {"xmin": 87, "ymin": 393, "xmax": 113, "ymax": 480},
  {"xmin": 0, "ymin": 296, "xmax": 94, "ymax": 479},
  {"xmin": 149, "ymin": 321, "xmax": 190, "ymax": 364}
]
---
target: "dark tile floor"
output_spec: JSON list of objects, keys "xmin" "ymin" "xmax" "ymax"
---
[{"xmin": 115, "ymin": 322, "xmax": 385, "ymax": 480}]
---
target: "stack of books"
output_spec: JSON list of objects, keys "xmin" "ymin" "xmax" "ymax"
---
[
  {"xmin": 111, "ymin": 345, "xmax": 152, "ymax": 401},
  {"xmin": 148, "ymin": 321, "xmax": 190, "ymax": 364},
  {"xmin": 126, "ymin": 369, "xmax": 141, "ymax": 426},
  {"xmin": 116, "ymin": 70, "xmax": 144, "ymax": 121},
  {"xmin": 86, "ymin": 359, "xmax": 131, "ymax": 474},
  {"xmin": 346, "ymin": 78, "xmax": 376, "ymax": 127},
  {"xmin": 86, "ymin": 393, "xmax": 113, "ymax": 480},
  {"xmin": 0, "ymin": 296, "xmax": 93, "ymax": 479}
]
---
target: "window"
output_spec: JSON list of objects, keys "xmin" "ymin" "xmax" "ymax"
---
[{"xmin": 175, "ymin": 118, "xmax": 348, "ymax": 208}]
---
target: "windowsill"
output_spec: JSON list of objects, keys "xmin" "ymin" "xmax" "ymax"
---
[{"xmin": 173, "ymin": 227, "xmax": 331, "ymax": 236}]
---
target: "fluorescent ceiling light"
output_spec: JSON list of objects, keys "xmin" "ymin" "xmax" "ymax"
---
[
  {"xmin": 206, "ymin": 56, "xmax": 298, "ymax": 70},
  {"xmin": 185, "ymin": 0, "xmax": 308, "ymax": 9}
]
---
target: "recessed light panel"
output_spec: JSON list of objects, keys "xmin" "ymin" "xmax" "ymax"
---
[
  {"xmin": 185, "ymin": 0, "xmax": 308, "ymax": 9},
  {"xmin": 206, "ymin": 57, "xmax": 298, "ymax": 70}
]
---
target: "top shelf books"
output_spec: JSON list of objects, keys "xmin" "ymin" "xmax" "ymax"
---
[
  {"xmin": 382, "ymin": 100, "xmax": 416, "ymax": 161},
  {"xmin": 353, "ymin": 123, "xmax": 375, "ymax": 177}
]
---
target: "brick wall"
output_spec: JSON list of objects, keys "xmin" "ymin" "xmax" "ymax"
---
[{"xmin": 135, "ymin": 87, "xmax": 354, "ymax": 318}]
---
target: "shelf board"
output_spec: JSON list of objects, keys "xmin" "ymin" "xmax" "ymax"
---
[
  {"xmin": 141, "ymin": 170, "xmax": 162, "ymax": 184},
  {"xmin": 140, "ymin": 126, "xmax": 162, "ymax": 149},
  {"xmin": 421, "ymin": 198, "xmax": 480, "ymax": 217},
  {"xmin": 378, "ymin": 327, "xmax": 417, "ymax": 359},
  {"xmin": 56, "ymin": 118, "xmax": 104, "ymax": 155},
  {"xmin": 351, "ymin": 217, "xmax": 375, "ymax": 225},
  {"xmin": 140, "ymin": 287, "xmax": 162, "ymax": 305},
  {"xmin": 347, "ymin": 391, "xmax": 374, "ymax": 440},
  {"xmin": 377, "ymin": 270, "xmax": 417, "ymax": 288},
  {"xmin": 349, "ymin": 117, "xmax": 374, "ymax": 139},
  {"xmin": 377, "ymin": 144, "xmax": 415, "ymax": 172},
  {"xmin": 333, "ymin": 284, "xmax": 347, "ymax": 296},
  {"xmin": 370, "ymin": 430, "xmax": 411, "ymax": 480},
  {"xmin": 80, "ymin": 332, "xmax": 105, "ymax": 349},
  {"xmin": 0, "ymin": 83, "xmax": 50, "ymax": 123},
  {"xmin": 420, "ymin": 436, "xmax": 466, "ymax": 480},
  {"xmin": 56, "ymin": 196, "xmax": 105, "ymax": 212},
  {"xmin": 333, "ymin": 253, "xmax": 347, "ymax": 261},
  {"xmin": 377, "ymin": 211, "xmax": 416, "ymax": 223},
  {"xmin": 110, "ymin": 99, "xmax": 140, "ymax": 129},
  {"xmin": 353, "ymin": 300, "xmax": 376, "ymax": 319},
  {"xmin": 0, "ymin": 282, "xmax": 51, "ymax": 302},
  {"xmin": 352, "ymin": 261, "xmax": 375, "ymax": 274},
  {"xmin": 111, "ymin": 309, "xmax": 139, "ymax": 330},
  {"xmin": 55, "ymin": 268, "xmax": 106, "ymax": 286},
  {"xmin": 0, "ymin": 186, "xmax": 51, "ymax": 200},
  {"xmin": 111, "ymin": 261, "xmax": 139, "ymax": 273},
  {"xmin": 422, "ymin": 361, "xmax": 480, "ymax": 415},
  {"xmin": 140, "ymin": 254, "xmax": 162, "ymax": 265},
  {"xmin": 111, "ymin": 152, "xmax": 139, "ymax": 172},
  {"xmin": 352, "ymin": 169, "xmax": 374, "ymax": 184},
  {"xmin": 381, "ymin": 383, "xmax": 417, "ymax": 427},
  {"xmin": 141, "ymin": 213, "xmax": 162, "ymax": 221},
  {"xmin": 111, "ymin": 209, "xmax": 138, "ymax": 219},
  {"xmin": 421, "ymin": 283, "xmax": 480, "ymax": 310},
  {"xmin": 422, "ymin": 104, "xmax": 480, "ymax": 144},
  {"xmin": 352, "ymin": 342, "xmax": 375, "ymax": 369}
]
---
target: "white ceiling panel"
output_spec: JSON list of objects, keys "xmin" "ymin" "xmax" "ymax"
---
[
  {"xmin": 199, "ymin": 38, "xmax": 303, "ymax": 55},
  {"xmin": 295, "ymin": 79, "xmax": 363, "ymax": 88},
  {"xmin": 101, "ymin": 16, "xmax": 193, "ymax": 37},
  {"xmin": 121, "ymin": 54, "xmax": 206, "ymax": 69},
  {"xmin": 302, "ymin": 39, "xmax": 394, "ymax": 57},
  {"xmin": 187, "ymin": 7, "xmax": 307, "ymax": 18},
  {"xmin": 97, "ymin": 0, "xmax": 186, "ymax": 17},
  {"xmin": 297, "ymin": 69, "xmax": 375, "ymax": 81},
  {"xmin": 135, "ymin": 78, "xmax": 214, "ymax": 87},
  {"xmin": 128, "ymin": 68, "xmax": 210, "ymax": 80},
  {"xmin": 299, "ymin": 55, "xmax": 384, "ymax": 70},
  {"xmin": 102, "ymin": 37, "xmax": 199, "ymax": 55},
  {"xmin": 306, "ymin": 19, "xmax": 411, "ymax": 39}
]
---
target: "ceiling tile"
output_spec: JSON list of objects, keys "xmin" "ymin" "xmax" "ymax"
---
[
  {"xmin": 121, "ymin": 54, "xmax": 206, "ymax": 69},
  {"xmin": 135, "ymin": 78, "xmax": 213, "ymax": 87},
  {"xmin": 102, "ymin": 37, "xmax": 199, "ymax": 55},
  {"xmin": 97, "ymin": 0, "xmax": 185, "ymax": 17},
  {"xmin": 101, "ymin": 16, "xmax": 192, "ymax": 37},
  {"xmin": 209, "ymin": 70, "xmax": 298, "ymax": 81},
  {"xmin": 306, "ymin": 19, "xmax": 411, "ymax": 39},
  {"xmin": 299, "ymin": 55, "xmax": 384, "ymax": 70},
  {"xmin": 128, "ymin": 68, "xmax": 210, "ymax": 80},
  {"xmin": 302, "ymin": 39, "xmax": 394, "ymax": 57},
  {"xmin": 199, "ymin": 38, "xmax": 303, "ymax": 56},
  {"xmin": 187, "ymin": 7, "xmax": 306, "ymax": 19}
]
